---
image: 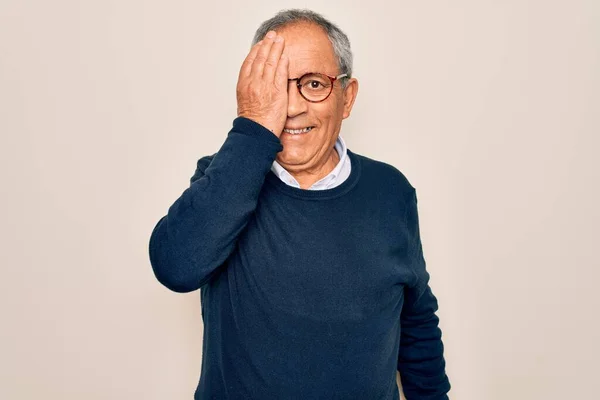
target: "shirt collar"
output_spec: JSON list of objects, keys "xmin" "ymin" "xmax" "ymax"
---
[{"xmin": 270, "ymin": 135, "xmax": 349, "ymax": 190}]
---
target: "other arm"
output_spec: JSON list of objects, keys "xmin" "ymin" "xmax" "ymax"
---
[{"xmin": 397, "ymin": 188, "xmax": 451, "ymax": 399}]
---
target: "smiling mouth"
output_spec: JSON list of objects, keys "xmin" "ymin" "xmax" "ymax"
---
[{"xmin": 283, "ymin": 126, "xmax": 314, "ymax": 135}]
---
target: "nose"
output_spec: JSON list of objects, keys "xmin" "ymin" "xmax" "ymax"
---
[{"xmin": 287, "ymin": 80, "xmax": 309, "ymax": 118}]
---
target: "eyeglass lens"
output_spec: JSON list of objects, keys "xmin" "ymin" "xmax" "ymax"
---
[{"xmin": 298, "ymin": 73, "xmax": 333, "ymax": 102}]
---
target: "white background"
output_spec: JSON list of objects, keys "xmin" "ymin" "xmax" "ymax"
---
[{"xmin": 1, "ymin": 1, "xmax": 598, "ymax": 399}]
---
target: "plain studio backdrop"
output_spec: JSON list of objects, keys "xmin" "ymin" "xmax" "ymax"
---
[{"xmin": 1, "ymin": 1, "xmax": 598, "ymax": 399}]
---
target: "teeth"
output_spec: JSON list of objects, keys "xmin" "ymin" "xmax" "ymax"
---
[{"xmin": 284, "ymin": 127, "xmax": 313, "ymax": 134}]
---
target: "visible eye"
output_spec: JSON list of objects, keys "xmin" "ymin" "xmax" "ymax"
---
[
  {"xmin": 298, "ymin": 73, "xmax": 331, "ymax": 93},
  {"xmin": 307, "ymin": 80, "xmax": 324, "ymax": 89}
]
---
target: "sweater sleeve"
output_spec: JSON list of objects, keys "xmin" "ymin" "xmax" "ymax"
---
[
  {"xmin": 148, "ymin": 117, "xmax": 283, "ymax": 293},
  {"xmin": 397, "ymin": 188, "xmax": 451, "ymax": 399}
]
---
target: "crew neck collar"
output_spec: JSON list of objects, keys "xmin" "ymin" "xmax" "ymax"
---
[{"xmin": 264, "ymin": 149, "xmax": 362, "ymax": 200}]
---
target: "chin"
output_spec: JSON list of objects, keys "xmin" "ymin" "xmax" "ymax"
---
[{"xmin": 277, "ymin": 149, "xmax": 311, "ymax": 165}]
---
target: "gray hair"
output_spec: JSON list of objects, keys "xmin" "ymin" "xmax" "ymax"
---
[{"xmin": 251, "ymin": 9, "xmax": 353, "ymax": 88}]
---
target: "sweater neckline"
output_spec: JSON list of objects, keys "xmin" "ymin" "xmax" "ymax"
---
[{"xmin": 264, "ymin": 149, "xmax": 362, "ymax": 200}]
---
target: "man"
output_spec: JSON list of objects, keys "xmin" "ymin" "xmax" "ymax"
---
[{"xmin": 149, "ymin": 9, "xmax": 451, "ymax": 400}]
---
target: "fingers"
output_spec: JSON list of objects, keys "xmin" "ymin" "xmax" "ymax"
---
[
  {"xmin": 250, "ymin": 31, "xmax": 278, "ymax": 78},
  {"xmin": 274, "ymin": 53, "xmax": 289, "ymax": 91},
  {"xmin": 235, "ymin": 30, "xmax": 289, "ymax": 136},
  {"xmin": 263, "ymin": 35, "xmax": 285, "ymax": 82},
  {"xmin": 238, "ymin": 40, "xmax": 263, "ymax": 80}
]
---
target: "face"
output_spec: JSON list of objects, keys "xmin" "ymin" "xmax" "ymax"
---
[{"xmin": 276, "ymin": 22, "xmax": 358, "ymax": 173}]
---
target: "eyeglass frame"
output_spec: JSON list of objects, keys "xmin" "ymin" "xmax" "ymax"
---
[{"xmin": 287, "ymin": 73, "xmax": 348, "ymax": 103}]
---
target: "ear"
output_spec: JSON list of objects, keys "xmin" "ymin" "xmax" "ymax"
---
[{"xmin": 342, "ymin": 78, "xmax": 359, "ymax": 119}]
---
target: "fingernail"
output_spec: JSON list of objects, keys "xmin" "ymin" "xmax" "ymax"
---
[
  {"xmin": 274, "ymin": 35, "xmax": 283, "ymax": 43},
  {"xmin": 266, "ymin": 31, "xmax": 276, "ymax": 39}
]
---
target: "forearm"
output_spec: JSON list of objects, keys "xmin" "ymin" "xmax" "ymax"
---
[
  {"xmin": 148, "ymin": 117, "xmax": 283, "ymax": 292},
  {"xmin": 397, "ymin": 188, "xmax": 451, "ymax": 399},
  {"xmin": 398, "ymin": 284, "xmax": 450, "ymax": 399}
]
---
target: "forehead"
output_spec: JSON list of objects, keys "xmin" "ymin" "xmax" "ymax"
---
[{"xmin": 277, "ymin": 22, "xmax": 338, "ymax": 77}]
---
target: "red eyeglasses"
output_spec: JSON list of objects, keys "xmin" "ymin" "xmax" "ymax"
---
[{"xmin": 287, "ymin": 72, "xmax": 348, "ymax": 103}]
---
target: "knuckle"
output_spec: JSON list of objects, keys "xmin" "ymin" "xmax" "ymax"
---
[{"xmin": 249, "ymin": 86, "xmax": 261, "ymax": 97}]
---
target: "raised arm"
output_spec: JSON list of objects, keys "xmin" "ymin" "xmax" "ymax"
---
[
  {"xmin": 397, "ymin": 188, "xmax": 451, "ymax": 399},
  {"xmin": 148, "ymin": 30, "xmax": 290, "ymax": 293},
  {"xmin": 148, "ymin": 117, "xmax": 283, "ymax": 292}
]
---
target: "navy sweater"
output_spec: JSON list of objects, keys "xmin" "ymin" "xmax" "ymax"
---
[{"xmin": 149, "ymin": 117, "xmax": 451, "ymax": 399}]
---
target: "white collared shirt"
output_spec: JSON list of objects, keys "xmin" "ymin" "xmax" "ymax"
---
[{"xmin": 270, "ymin": 135, "xmax": 351, "ymax": 190}]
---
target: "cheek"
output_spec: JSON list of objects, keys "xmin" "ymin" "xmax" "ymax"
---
[{"xmin": 311, "ymin": 103, "xmax": 337, "ymax": 125}]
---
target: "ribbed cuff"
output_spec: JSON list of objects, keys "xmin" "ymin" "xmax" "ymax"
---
[{"xmin": 232, "ymin": 116, "xmax": 283, "ymax": 148}]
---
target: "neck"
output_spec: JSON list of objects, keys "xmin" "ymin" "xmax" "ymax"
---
[{"xmin": 288, "ymin": 147, "xmax": 340, "ymax": 190}]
